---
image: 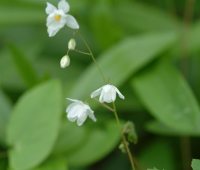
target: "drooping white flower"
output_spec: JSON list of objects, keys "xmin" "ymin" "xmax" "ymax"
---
[
  {"xmin": 60, "ymin": 55, "xmax": 70, "ymax": 68},
  {"xmin": 46, "ymin": 0, "xmax": 79, "ymax": 37},
  {"xmin": 66, "ymin": 98, "xmax": 96, "ymax": 126},
  {"xmin": 68, "ymin": 38, "xmax": 76, "ymax": 50},
  {"xmin": 91, "ymin": 84, "xmax": 125, "ymax": 103}
]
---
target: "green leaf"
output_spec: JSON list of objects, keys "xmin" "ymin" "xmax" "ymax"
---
[
  {"xmin": 146, "ymin": 121, "xmax": 189, "ymax": 136},
  {"xmin": 147, "ymin": 168, "xmax": 161, "ymax": 170},
  {"xmin": 9, "ymin": 44, "xmax": 39, "ymax": 87},
  {"xmin": 89, "ymin": 0, "xmax": 123, "ymax": 49},
  {"xmin": 0, "ymin": 158, "xmax": 7, "ymax": 170},
  {"xmin": 0, "ymin": 49, "xmax": 27, "ymax": 90},
  {"xmin": 0, "ymin": 3, "xmax": 44, "ymax": 25},
  {"xmin": 115, "ymin": 2, "xmax": 179, "ymax": 33},
  {"xmin": 67, "ymin": 120, "xmax": 120, "ymax": 167},
  {"xmin": 132, "ymin": 60, "xmax": 200, "ymax": 135},
  {"xmin": 70, "ymin": 32, "xmax": 177, "ymax": 99},
  {"xmin": 7, "ymin": 80, "xmax": 63, "ymax": 170},
  {"xmin": 0, "ymin": 90, "xmax": 12, "ymax": 144},
  {"xmin": 192, "ymin": 159, "xmax": 200, "ymax": 170},
  {"xmin": 188, "ymin": 21, "xmax": 200, "ymax": 53},
  {"xmin": 139, "ymin": 140, "xmax": 175, "ymax": 170},
  {"xmin": 32, "ymin": 157, "xmax": 67, "ymax": 170},
  {"xmin": 52, "ymin": 122, "xmax": 87, "ymax": 155}
]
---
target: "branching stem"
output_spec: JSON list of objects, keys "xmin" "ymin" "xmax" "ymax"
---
[
  {"xmin": 76, "ymin": 32, "xmax": 136, "ymax": 170},
  {"xmin": 78, "ymin": 33, "xmax": 107, "ymax": 83}
]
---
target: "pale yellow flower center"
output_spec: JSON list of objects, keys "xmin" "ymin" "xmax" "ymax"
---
[{"xmin": 54, "ymin": 14, "xmax": 61, "ymax": 22}]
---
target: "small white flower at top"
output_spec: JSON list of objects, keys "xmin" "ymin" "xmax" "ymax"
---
[
  {"xmin": 66, "ymin": 98, "xmax": 96, "ymax": 126},
  {"xmin": 46, "ymin": 0, "xmax": 79, "ymax": 37},
  {"xmin": 91, "ymin": 84, "xmax": 125, "ymax": 103}
]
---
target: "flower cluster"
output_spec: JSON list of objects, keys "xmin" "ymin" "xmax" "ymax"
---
[
  {"xmin": 46, "ymin": 0, "xmax": 125, "ymax": 126},
  {"xmin": 67, "ymin": 85, "xmax": 125, "ymax": 126}
]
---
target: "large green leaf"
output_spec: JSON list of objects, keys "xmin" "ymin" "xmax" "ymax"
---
[
  {"xmin": 139, "ymin": 140, "xmax": 176, "ymax": 170},
  {"xmin": 192, "ymin": 159, "xmax": 200, "ymax": 170},
  {"xmin": 114, "ymin": 2, "xmax": 180, "ymax": 33},
  {"xmin": 0, "ymin": 158, "xmax": 7, "ymax": 170},
  {"xmin": 132, "ymin": 60, "xmax": 200, "ymax": 135},
  {"xmin": 147, "ymin": 168, "xmax": 162, "ymax": 170},
  {"xmin": 52, "ymin": 122, "xmax": 87, "ymax": 155},
  {"xmin": 67, "ymin": 120, "xmax": 120, "ymax": 167},
  {"xmin": 70, "ymin": 32, "xmax": 177, "ymax": 99},
  {"xmin": 32, "ymin": 157, "xmax": 67, "ymax": 170},
  {"xmin": 0, "ymin": 3, "xmax": 44, "ymax": 25},
  {"xmin": 188, "ymin": 21, "xmax": 200, "ymax": 53},
  {"xmin": 9, "ymin": 44, "xmax": 39, "ymax": 88},
  {"xmin": 7, "ymin": 80, "xmax": 63, "ymax": 170},
  {"xmin": 89, "ymin": 0, "xmax": 123, "ymax": 49},
  {"xmin": 146, "ymin": 121, "xmax": 188, "ymax": 136},
  {"xmin": 0, "ymin": 50, "xmax": 26, "ymax": 90},
  {"xmin": 0, "ymin": 90, "xmax": 12, "ymax": 144}
]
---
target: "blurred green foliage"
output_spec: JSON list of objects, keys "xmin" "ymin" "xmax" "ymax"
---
[{"xmin": 0, "ymin": 0, "xmax": 200, "ymax": 170}]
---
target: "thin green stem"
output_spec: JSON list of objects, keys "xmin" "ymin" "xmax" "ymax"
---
[
  {"xmin": 74, "ymin": 49, "xmax": 91, "ymax": 56},
  {"xmin": 112, "ymin": 102, "xmax": 136, "ymax": 170},
  {"xmin": 179, "ymin": 0, "xmax": 195, "ymax": 170},
  {"xmin": 78, "ymin": 33, "xmax": 107, "ymax": 83},
  {"xmin": 76, "ymin": 32, "xmax": 136, "ymax": 170},
  {"xmin": 97, "ymin": 99, "xmax": 114, "ymax": 112},
  {"xmin": 180, "ymin": 137, "xmax": 191, "ymax": 170}
]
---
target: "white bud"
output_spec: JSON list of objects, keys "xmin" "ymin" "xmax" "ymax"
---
[
  {"xmin": 60, "ymin": 55, "xmax": 70, "ymax": 68},
  {"xmin": 68, "ymin": 38, "xmax": 76, "ymax": 50}
]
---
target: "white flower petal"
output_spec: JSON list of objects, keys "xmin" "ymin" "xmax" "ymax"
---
[
  {"xmin": 77, "ymin": 112, "xmax": 87, "ymax": 126},
  {"xmin": 47, "ymin": 26, "xmax": 61, "ymax": 37},
  {"xmin": 91, "ymin": 88, "xmax": 102, "ymax": 98},
  {"xmin": 46, "ymin": 2, "xmax": 57, "ymax": 14},
  {"xmin": 67, "ymin": 114, "xmax": 77, "ymax": 122},
  {"xmin": 67, "ymin": 104, "xmax": 79, "ymax": 118},
  {"xmin": 111, "ymin": 92, "xmax": 117, "ymax": 102},
  {"xmin": 99, "ymin": 91, "xmax": 104, "ymax": 103},
  {"xmin": 58, "ymin": 0, "xmax": 70, "ymax": 13},
  {"xmin": 88, "ymin": 110, "xmax": 97, "ymax": 122},
  {"xmin": 65, "ymin": 15, "xmax": 79, "ymax": 29},
  {"xmin": 103, "ymin": 92, "xmax": 114, "ymax": 103},
  {"xmin": 66, "ymin": 102, "xmax": 77, "ymax": 113},
  {"xmin": 115, "ymin": 87, "xmax": 125, "ymax": 100},
  {"xmin": 66, "ymin": 98, "xmax": 82, "ymax": 103},
  {"xmin": 48, "ymin": 24, "xmax": 65, "ymax": 37}
]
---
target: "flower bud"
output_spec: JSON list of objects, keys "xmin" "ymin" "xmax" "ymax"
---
[
  {"xmin": 119, "ymin": 142, "xmax": 129, "ymax": 153},
  {"xmin": 68, "ymin": 38, "xmax": 76, "ymax": 50},
  {"xmin": 60, "ymin": 55, "xmax": 70, "ymax": 68},
  {"xmin": 123, "ymin": 121, "xmax": 138, "ymax": 144}
]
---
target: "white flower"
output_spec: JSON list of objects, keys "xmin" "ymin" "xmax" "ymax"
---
[
  {"xmin": 66, "ymin": 98, "xmax": 96, "ymax": 126},
  {"xmin": 91, "ymin": 84, "xmax": 125, "ymax": 103},
  {"xmin": 60, "ymin": 55, "xmax": 70, "ymax": 68},
  {"xmin": 46, "ymin": 0, "xmax": 79, "ymax": 37},
  {"xmin": 68, "ymin": 38, "xmax": 76, "ymax": 50}
]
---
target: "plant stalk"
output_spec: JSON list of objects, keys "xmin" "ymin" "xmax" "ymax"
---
[
  {"xmin": 112, "ymin": 102, "xmax": 136, "ymax": 170},
  {"xmin": 78, "ymin": 32, "xmax": 136, "ymax": 170},
  {"xmin": 180, "ymin": 0, "xmax": 195, "ymax": 170}
]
